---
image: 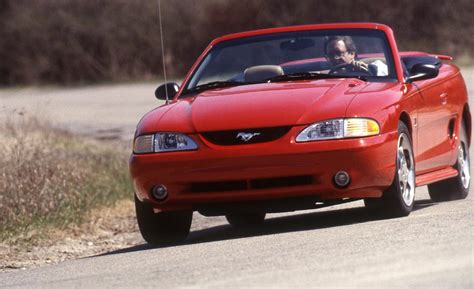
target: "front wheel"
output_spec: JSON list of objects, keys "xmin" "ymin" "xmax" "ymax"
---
[
  {"xmin": 364, "ymin": 122, "xmax": 415, "ymax": 217},
  {"xmin": 428, "ymin": 123, "xmax": 470, "ymax": 201},
  {"xmin": 135, "ymin": 195, "xmax": 192, "ymax": 246}
]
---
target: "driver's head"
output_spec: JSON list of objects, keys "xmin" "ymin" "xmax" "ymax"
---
[{"xmin": 324, "ymin": 36, "xmax": 357, "ymax": 66}]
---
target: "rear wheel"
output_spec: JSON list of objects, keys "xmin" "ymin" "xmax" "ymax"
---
[
  {"xmin": 135, "ymin": 195, "xmax": 192, "ymax": 246},
  {"xmin": 428, "ymin": 123, "xmax": 470, "ymax": 201},
  {"xmin": 225, "ymin": 212, "xmax": 266, "ymax": 229},
  {"xmin": 364, "ymin": 122, "xmax": 415, "ymax": 217}
]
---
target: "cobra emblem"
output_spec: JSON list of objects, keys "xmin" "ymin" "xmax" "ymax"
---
[{"xmin": 236, "ymin": 132, "xmax": 261, "ymax": 142}]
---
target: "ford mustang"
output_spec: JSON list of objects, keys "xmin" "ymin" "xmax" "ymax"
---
[{"xmin": 129, "ymin": 23, "xmax": 471, "ymax": 245}]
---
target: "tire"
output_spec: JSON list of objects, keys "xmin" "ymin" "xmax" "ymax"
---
[
  {"xmin": 135, "ymin": 195, "xmax": 192, "ymax": 246},
  {"xmin": 225, "ymin": 212, "xmax": 266, "ymax": 229},
  {"xmin": 364, "ymin": 122, "xmax": 416, "ymax": 217},
  {"xmin": 428, "ymin": 123, "xmax": 470, "ymax": 201}
]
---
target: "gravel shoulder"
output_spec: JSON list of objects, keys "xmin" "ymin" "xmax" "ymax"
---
[
  {"xmin": 0, "ymin": 200, "xmax": 140, "ymax": 272},
  {"xmin": 0, "ymin": 82, "xmax": 166, "ymax": 141},
  {"xmin": 0, "ymin": 198, "xmax": 228, "ymax": 272}
]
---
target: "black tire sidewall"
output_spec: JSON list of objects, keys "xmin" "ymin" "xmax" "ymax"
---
[{"xmin": 135, "ymin": 195, "xmax": 192, "ymax": 245}]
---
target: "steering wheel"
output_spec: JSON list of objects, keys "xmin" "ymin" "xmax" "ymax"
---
[
  {"xmin": 329, "ymin": 63, "xmax": 352, "ymax": 75},
  {"xmin": 329, "ymin": 62, "xmax": 371, "ymax": 75}
]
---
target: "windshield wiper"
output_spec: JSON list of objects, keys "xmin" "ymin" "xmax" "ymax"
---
[
  {"xmin": 267, "ymin": 72, "xmax": 369, "ymax": 82},
  {"xmin": 184, "ymin": 81, "xmax": 246, "ymax": 94},
  {"xmin": 266, "ymin": 72, "xmax": 340, "ymax": 82},
  {"xmin": 336, "ymin": 75, "xmax": 369, "ymax": 81},
  {"xmin": 183, "ymin": 73, "xmax": 369, "ymax": 96}
]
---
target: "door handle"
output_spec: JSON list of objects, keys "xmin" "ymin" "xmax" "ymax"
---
[{"xmin": 440, "ymin": 92, "xmax": 448, "ymax": 105}]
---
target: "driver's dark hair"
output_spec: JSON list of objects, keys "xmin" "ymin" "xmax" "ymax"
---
[{"xmin": 324, "ymin": 36, "xmax": 357, "ymax": 56}]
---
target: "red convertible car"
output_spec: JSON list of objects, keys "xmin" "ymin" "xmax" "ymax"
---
[{"xmin": 130, "ymin": 23, "xmax": 470, "ymax": 245}]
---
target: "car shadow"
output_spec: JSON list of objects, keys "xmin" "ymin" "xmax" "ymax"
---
[{"xmin": 92, "ymin": 198, "xmax": 437, "ymax": 258}]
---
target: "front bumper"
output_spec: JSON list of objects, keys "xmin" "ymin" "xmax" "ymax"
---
[{"xmin": 129, "ymin": 128, "xmax": 398, "ymax": 212}]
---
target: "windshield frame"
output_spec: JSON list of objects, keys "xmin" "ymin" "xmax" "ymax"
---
[{"xmin": 177, "ymin": 24, "xmax": 403, "ymax": 99}]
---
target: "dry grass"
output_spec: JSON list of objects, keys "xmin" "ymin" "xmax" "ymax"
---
[{"xmin": 0, "ymin": 112, "xmax": 132, "ymax": 241}]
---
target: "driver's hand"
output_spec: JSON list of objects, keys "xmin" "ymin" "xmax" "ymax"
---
[{"xmin": 350, "ymin": 60, "xmax": 369, "ymax": 72}]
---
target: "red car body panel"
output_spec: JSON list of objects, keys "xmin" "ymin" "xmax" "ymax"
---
[
  {"xmin": 130, "ymin": 131, "xmax": 397, "ymax": 211},
  {"xmin": 130, "ymin": 23, "xmax": 470, "ymax": 213},
  {"xmin": 139, "ymin": 79, "xmax": 371, "ymax": 132}
]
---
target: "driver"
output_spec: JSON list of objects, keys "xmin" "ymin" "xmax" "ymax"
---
[{"xmin": 324, "ymin": 36, "xmax": 387, "ymax": 76}]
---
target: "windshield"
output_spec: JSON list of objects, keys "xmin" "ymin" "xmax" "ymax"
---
[{"xmin": 183, "ymin": 29, "xmax": 396, "ymax": 95}]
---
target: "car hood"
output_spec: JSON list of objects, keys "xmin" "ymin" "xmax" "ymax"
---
[{"xmin": 140, "ymin": 79, "xmax": 369, "ymax": 133}]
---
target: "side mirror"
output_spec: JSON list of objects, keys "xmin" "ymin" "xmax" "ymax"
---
[
  {"xmin": 155, "ymin": 83, "xmax": 179, "ymax": 100},
  {"xmin": 407, "ymin": 63, "xmax": 439, "ymax": 82}
]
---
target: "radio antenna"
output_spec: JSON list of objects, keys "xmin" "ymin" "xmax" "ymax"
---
[{"xmin": 158, "ymin": 0, "xmax": 169, "ymax": 104}]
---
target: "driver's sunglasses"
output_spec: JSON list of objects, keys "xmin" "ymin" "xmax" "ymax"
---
[{"xmin": 326, "ymin": 50, "xmax": 349, "ymax": 59}]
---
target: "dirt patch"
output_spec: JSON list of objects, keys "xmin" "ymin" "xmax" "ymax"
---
[
  {"xmin": 0, "ymin": 199, "xmax": 226, "ymax": 272},
  {"xmin": 0, "ymin": 199, "xmax": 142, "ymax": 272}
]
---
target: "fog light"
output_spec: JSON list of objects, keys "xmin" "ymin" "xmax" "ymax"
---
[
  {"xmin": 334, "ymin": 171, "xmax": 350, "ymax": 187},
  {"xmin": 151, "ymin": 185, "xmax": 168, "ymax": 201}
]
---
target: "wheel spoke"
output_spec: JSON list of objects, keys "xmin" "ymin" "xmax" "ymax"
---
[
  {"xmin": 459, "ymin": 143, "xmax": 470, "ymax": 189},
  {"xmin": 408, "ymin": 171, "xmax": 415, "ymax": 187},
  {"xmin": 397, "ymin": 133, "xmax": 415, "ymax": 206}
]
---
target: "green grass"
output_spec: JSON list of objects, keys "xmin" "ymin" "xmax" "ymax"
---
[{"xmin": 0, "ymin": 115, "xmax": 133, "ymax": 241}]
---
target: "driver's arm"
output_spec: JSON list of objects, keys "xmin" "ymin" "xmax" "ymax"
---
[
  {"xmin": 351, "ymin": 60, "xmax": 369, "ymax": 72},
  {"xmin": 368, "ymin": 60, "xmax": 388, "ymax": 76}
]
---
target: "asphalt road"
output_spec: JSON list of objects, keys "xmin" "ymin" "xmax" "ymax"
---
[{"xmin": 1, "ymin": 69, "xmax": 473, "ymax": 288}]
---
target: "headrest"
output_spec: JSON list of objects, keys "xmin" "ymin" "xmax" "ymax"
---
[{"xmin": 244, "ymin": 65, "xmax": 284, "ymax": 82}]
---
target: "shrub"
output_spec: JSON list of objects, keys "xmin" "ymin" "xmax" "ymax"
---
[
  {"xmin": 0, "ymin": 113, "xmax": 132, "ymax": 240},
  {"xmin": 0, "ymin": 0, "xmax": 472, "ymax": 85}
]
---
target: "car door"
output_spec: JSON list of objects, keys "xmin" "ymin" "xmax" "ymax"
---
[{"xmin": 414, "ymin": 71, "xmax": 456, "ymax": 173}]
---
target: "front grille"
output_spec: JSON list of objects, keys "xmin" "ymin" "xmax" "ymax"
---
[
  {"xmin": 250, "ymin": 175, "xmax": 313, "ymax": 189},
  {"xmin": 190, "ymin": 175, "xmax": 314, "ymax": 193},
  {"xmin": 201, "ymin": 126, "xmax": 291, "ymax": 145},
  {"xmin": 190, "ymin": 180, "xmax": 247, "ymax": 193}
]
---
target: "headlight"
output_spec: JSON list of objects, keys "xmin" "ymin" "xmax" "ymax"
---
[
  {"xmin": 133, "ymin": 133, "xmax": 198, "ymax": 154},
  {"xmin": 296, "ymin": 118, "xmax": 380, "ymax": 142},
  {"xmin": 155, "ymin": 133, "xmax": 198, "ymax": 152}
]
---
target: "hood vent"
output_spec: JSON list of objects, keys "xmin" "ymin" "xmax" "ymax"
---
[{"xmin": 201, "ymin": 126, "xmax": 291, "ymax": 145}]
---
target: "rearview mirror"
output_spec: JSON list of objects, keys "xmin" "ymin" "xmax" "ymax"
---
[
  {"xmin": 280, "ymin": 38, "xmax": 315, "ymax": 51},
  {"xmin": 407, "ymin": 63, "xmax": 439, "ymax": 82},
  {"xmin": 155, "ymin": 83, "xmax": 179, "ymax": 100}
]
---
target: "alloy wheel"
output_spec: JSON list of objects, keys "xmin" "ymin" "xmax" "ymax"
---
[{"xmin": 397, "ymin": 133, "xmax": 415, "ymax": 206}]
